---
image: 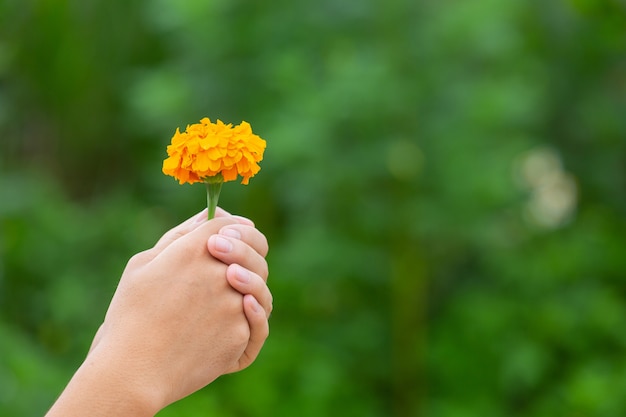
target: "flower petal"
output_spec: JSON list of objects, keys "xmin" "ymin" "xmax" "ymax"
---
[{"xmin": 162, "ymin": 117, "xmax": 265, "ymax": 184}]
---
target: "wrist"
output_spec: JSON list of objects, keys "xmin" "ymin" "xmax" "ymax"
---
[{"xmin": 47, "ymin": 346, "xmax": 163, "ymax": 417}]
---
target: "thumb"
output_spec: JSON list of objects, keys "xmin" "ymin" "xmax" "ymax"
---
[{"xmin": 150, "ymin": 209, "xmax": 210, "ymax": 256}]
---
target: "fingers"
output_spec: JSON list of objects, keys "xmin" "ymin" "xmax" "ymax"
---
[
  {"xmin": 226, "ymin": 264, "xmax": 273, "ymax": 318},
  {"xmin": 214, "ymin": 207, "xmax": 230, "ymax": 217},
  {"xmin": 151, "ymin": 209, "xmax": 210, "ymax": 255},
  {"xmin": 150, "ymin": 208, "xmax": 256, "ymax": 261},
  {"xmin": 237, "ymin": 294, "xmax": 270, "ymax": 370},
  {"xmin": 207, "ymin": 228, "xmax": 269, "ymax": 281},
  {"xmin": 218, "ymin": 224, "xmax": 268, "ymax": 257},
  {"xmin": 215, "ymin": 208, "xmax": 255, "ymax": 227}
]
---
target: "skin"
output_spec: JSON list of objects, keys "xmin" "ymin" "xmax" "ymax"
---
[{"xmin": 46, "ymin": 208, "xmax": 272, "ymax": 416}]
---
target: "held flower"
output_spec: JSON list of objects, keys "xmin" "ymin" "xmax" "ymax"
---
[{"xmin": 162, "ymin": 117, "xmax": 266, "ymax": 219}]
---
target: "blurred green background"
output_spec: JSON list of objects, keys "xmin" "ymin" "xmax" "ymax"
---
[{"xmin": 1, "ymin": 0, "xmax": 626, "ymax": 416}]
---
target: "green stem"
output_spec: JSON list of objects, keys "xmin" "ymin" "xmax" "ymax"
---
[{"xmin": 204, "ymin": 174, "xmax": 224, "ymax": 220}]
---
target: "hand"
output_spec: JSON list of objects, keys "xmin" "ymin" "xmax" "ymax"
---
[
  {"xmin": 48, "ymin": 209, "xmax": 272, "ymax": 416},
  {"xmin": 89, "ymin": 208, "xmax": 272, "ymax": 365},
  {"xmin": 208, "ymin": 209, "xmax": 272, "ymax": 370}
]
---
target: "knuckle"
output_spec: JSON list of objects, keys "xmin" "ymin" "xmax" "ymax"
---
[
  {"xmin": 265, "ymin": 290, "xmax": 273, "ymax": 310},
  {"xmin": 258, "ymin": 321, "xmax": 270, "ymax": 340},
  {"xmin": 267, "ymin": 303, "xmax": 273, "ymax": 320},
  {"xmin": 243, "ymin": 225, "xmax": 269, "ymax": 256},
  {"xmin": 259, "ymin": 260, "xmax": 269, "ymax": 281},
  {"xmin": 126, "ymin": 249, "xmax": 152, "ymax": 268},
  {"xmin": 234, "ymin": 321, "xmax": 251, "ymax": 344},
  {"xmin": 260, "ymin": 235, "xmax": 269, "ymax": 256}
]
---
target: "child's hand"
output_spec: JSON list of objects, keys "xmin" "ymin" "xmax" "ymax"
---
[{"xmin": 56, "ymin": 209, "xmax": 272, "ymax": 416}]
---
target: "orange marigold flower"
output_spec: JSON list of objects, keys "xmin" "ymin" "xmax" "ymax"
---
[{"xmin": 162, "ymin": 117, "xmax": 266, "ymax": 185}]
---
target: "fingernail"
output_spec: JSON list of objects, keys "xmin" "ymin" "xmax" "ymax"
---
[
  {"xmin": 220, "ymin": 227, "xmax": 241, "ymax": 240},
  {"xmin": 213, "ymin": 236, "xmax": 232, "ymax": 253},
  {"xmin": 233, "ymin": 264, "xmax": 250, "ymax": 284}
]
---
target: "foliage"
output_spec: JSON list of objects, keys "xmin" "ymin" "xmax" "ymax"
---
[{"xmin": 1, "ymin": 0, "xmax": 626, "ymax": 416}]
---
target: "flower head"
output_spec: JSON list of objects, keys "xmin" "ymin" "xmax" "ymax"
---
[{"xmin": 162, "ymin": 117, "xmax": 266, "ymax": 185}]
